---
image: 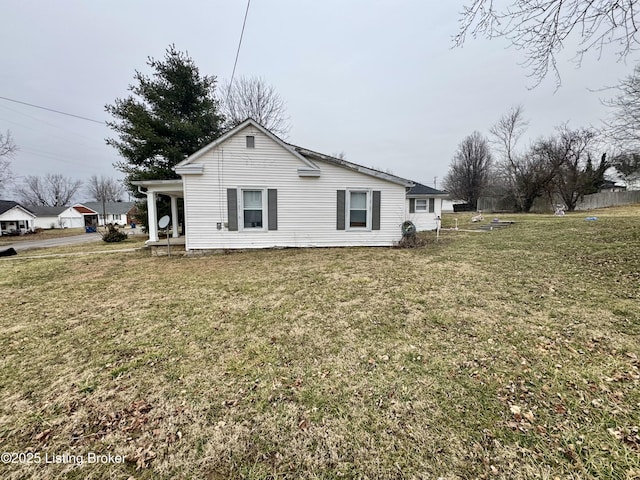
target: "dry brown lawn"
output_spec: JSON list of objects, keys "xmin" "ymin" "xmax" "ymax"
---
[
  {"xmin": 0, "ymin": 206, "xmax": 639, "ymax": 479},
  {"xmin": 0, "ymin": 228, "xmax": 87, "ymax": 245}
]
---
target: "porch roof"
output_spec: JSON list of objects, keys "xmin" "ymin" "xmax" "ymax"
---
[{"xmin": 131, "ymin": 179, "xmax": 184, "ymax": 196}]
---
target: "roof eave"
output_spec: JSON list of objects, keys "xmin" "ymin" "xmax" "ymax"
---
[
  {"xmin": 175, "ymin": 119, "xmax": 319, "ymax": 173},
  {"xmin": 294, "ymin": 147, "xmax": 413, "ymax": 187}
]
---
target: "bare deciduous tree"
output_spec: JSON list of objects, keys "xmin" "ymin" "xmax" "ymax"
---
[
  {"xmin": 491, "ymin": 105, "xmax": 529, "ymax": 166},
  {"xmin": 513, "ymin": 141, "xmax": 565, "ymax": 212},
  {"xmin": 86, "ymin": 175, "xmax": 124, "ymax": 203},
  {"xmin": 0, "ymin": 130, "xmax": 17, "ymax": 194},
  {"xmin": 443, "ymin": 131, "xmax": 493, "ymax": 210},
  {"xmin": 491, "ymin": 106, "xmax": 567, "ymax": 211},
  {"xmin": 16, "ymin": 174, "xmax": 82, "ymax": 207},
  {"xmin": 544, "ymin": 126, "xmax": 602, "ymax": 211},
  {"xmin": 455, "ymin": 0, "xmax": 640, "ymax": 86},
  {"xmin": 490, "ymin": 106, "xmax": 531, "ymax": 210},
  {"xmin": 86, "ymin": 175, "xmax": 125, "ymax": 223},
  {"xmin": 221, "ymin": 76, "xmax": 290, "ymax": 137},
  {"xmin": 603, "ymin": 63, "xmax": 640, "ymax": 151}
]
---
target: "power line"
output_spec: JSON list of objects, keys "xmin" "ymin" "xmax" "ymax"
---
[
  {"xmin": 226, "ymin": 0, "xmax": 251, "ymax": 101},
  {"xmin": 0, "ymin": 103, "xmax": 107, "ymax": 147},
  {"xmin": 0, "ymin": 95, "xmax": 105, "ymax": 124}
]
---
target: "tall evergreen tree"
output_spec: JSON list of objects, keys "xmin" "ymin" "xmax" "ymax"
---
[{"xmin": 106, "ymin": 45, "xmax": 225, "ymax": 193}]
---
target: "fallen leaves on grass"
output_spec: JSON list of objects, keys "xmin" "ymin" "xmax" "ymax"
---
[{"xmin": 608, "ymin": 426, "xmax": 640, "ymax": 451}]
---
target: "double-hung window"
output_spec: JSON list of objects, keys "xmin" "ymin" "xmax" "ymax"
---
[
  {"xmin": 337, "ymin": 189, "xmax": 380, "ymax": 231},
  {"xmin": 242, "ymin": 189, "xmax": 264, "ymax": 229},
  {"xmin": 415, "ymin": 199, "xmax": 427, "ymax": 211},
  {"xmin": 412, "ymin": 198, "xmax": 435, "ymax": 213},
  {"xmin": 348, "ymin": 190, "xmax": 369, "ymax": 229},
  {"xmin": 227, "ymin": 187, "xmax": 277, "ymax": 232}
]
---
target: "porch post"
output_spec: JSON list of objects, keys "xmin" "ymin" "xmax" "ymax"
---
[
  {"xmin": 147, "ymin": 191, "xmax": 159, "ymax": 242},
  {"xmin": 170, "ymin": 195, "xmax": 179, "ymax": 238}
]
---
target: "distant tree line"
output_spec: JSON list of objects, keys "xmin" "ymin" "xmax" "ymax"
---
[
  {"xmin": 449, "ymin": 1, "xmax": 640, "ymax": 211},
  {"xmin": 443, "ymin": 100, "xmax": 639, "ymax": 213},
  {"xmin": 12, "ymin": 173, "xmax": 125, "ymax": 208}
]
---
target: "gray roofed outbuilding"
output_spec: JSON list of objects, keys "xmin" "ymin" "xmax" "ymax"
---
[{"xmin": 406, "ymin": 182, "xmax": 448, "ymax": 197}]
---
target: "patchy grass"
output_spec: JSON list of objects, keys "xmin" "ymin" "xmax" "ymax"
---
[{"xmin": 0, "ymin": 206, "xmax": 639, "ymax": 479}]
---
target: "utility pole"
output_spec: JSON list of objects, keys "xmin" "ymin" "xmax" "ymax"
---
[{"xmin": 433, "ymin": 176, "xmax": 437, "ymax": 189}]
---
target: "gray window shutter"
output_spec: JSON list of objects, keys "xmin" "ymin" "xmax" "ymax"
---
[
  {"xmin": 227, "ymin": 188, "xmax": 238, "ymax": 231},
  {"xmin": 372, "ymin": 190, "xmax": 381, "ymax": 230},
  {"xmin": 409, "ymin": 198, "xmax": 415, "ymax": 213},
  {"xmin": 268, "ymin": 189, "xmax": 277, "ymax": 230},
  {"xmin": 429, "ymin": 198, "xmax": 435, "ymax": 213},
  {"xmin": 337, "ymin": 190, "xmax": 346, "ymax": 230}
]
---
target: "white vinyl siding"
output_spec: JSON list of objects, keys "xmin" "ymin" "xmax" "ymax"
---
[
  {"xmin": 406, "ymin": 196, "xmax": 444, "ymax": 231},
  {"xmin": 181, "ymin": 125, "xmax": 407, "ymax": 250}
]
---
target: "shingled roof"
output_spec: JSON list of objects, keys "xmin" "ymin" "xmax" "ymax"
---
[
  {"xmin": 406, "ymin": 182, "xmax": 448, "ymax": 196},
  {"xmin": 28, "ymin": 205, "xmax": 67, "ymax": 216},
  {"xmin": 81, "ymin": 201, "xmax": 136, "ymax": 215},
  {"xmin": 0, "ymin": 200, "xmax": 35, "ymax": 216}
]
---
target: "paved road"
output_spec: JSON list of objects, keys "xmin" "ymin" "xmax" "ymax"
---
[{"xmin": 1, "ymin": 233, "xmax": 103, "ymax": 252}]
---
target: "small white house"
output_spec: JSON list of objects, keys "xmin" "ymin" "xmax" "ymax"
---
[
  {"xmin": 134, "ymin": 119, "xmax": 446, "ymax": 252},
  {"xmin": 81, "ymin": 201, "xmax": 136, "ymax": 226},
  {"xmin": 29, "ymin": 205, "xmax": 87, "ymax": 229},
  {"xmin": 30, "ymin": 206, "xmax": 67, "ymax": 229},
  {"xmin": 406, "ymin": 183, "xmax": 448, "ymax": 231},
  {"xmin": 0, "ymin": 200, "xmax": 36, "ymax": 234}
]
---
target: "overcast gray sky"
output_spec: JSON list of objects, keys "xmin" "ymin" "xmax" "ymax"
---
[{"xmin": 1, "ymin": 0, "xmax": 636, "ymax": 198}]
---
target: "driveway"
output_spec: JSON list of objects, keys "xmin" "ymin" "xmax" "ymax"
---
[{"xmin": 1, "ymin": 233, "xmax": 103, "ymax": 252}]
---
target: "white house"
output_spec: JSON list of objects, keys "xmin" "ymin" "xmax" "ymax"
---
[
  {"xmin": 29, "ymin": 205, "xmax": 88, "ymax": 229},
  {"xmin": 81, "ymin": 201, "xmax": 136, "ymax": 226},
  {"xmin": 406, "ymin": 183, "xmax": 448, "ymax": 231},
  {"xmin": 30, "ymin": 206, "xmax": 67, "ymax": 229},
  {"xmin": 134, "ymin": 119, "xmax": 445, "ymax": 252},
  {"xmin": 0, "ymin": 200, "xmax": 36, "ymax": 235}
]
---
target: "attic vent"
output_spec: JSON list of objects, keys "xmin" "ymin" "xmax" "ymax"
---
[{"xmin": 246, "ymin": 136, "xmax": 255, "ymax": 148}]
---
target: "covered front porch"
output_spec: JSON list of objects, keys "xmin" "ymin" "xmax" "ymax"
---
[
  {"xmin": 0, "ymin": 203, "xmax": 37, "ymax": 235},
  {"xmin": 131, "ymin": 179, "xmax": 185, "ymax": 244}
]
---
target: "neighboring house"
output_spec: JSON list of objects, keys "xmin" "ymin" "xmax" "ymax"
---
[
  {"xmin": 598, "ymin": 180, "xmax": 626, "ymax": 193},
  {"xmin": 406, "ymin": 183, "xmax": 448, "ymax": 231},
  {"xmin": 0, "ymin": 200, "xmax": 36, "ymax": 235},
  {"xmin": 81, "ymin": 201, "xmax": 136, "ymax": 226},
  {"xmin": 30, "ymin": 206, "xmax": 67, "ymax": 229},
  {"xmin": 133, "ymin": 119, "xmax": 443, "ymax": 252},
  {"xmin": 606, "ymin": 166, "xmax": 640, "ymax": 191}
]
